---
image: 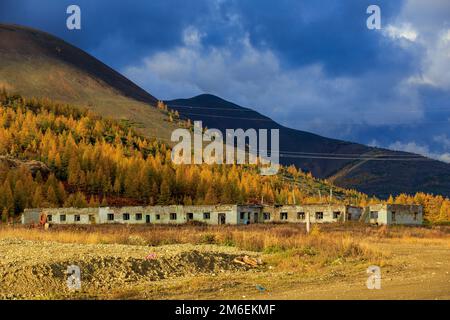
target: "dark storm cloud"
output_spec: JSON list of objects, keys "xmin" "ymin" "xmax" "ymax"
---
[
  {"xmin": 0, "ymin": 0, "xmax": 211, "ymax": 67},
  {"xmin": 218, "ymin": 0, "xmax": 409, "ymax": 75},
  {"xmin": 0, "ymin": 0, "xmax": 449, "ymax": 161},
  {"xmin": 0, "ymin": 0, "xmax": 411, "ymax": 73}
]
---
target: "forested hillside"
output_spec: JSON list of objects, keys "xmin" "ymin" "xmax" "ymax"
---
[
  {"xmin": 0, "ymin": 24, "xmax": 178, "ymax": 142},
  {"xmin": 0, "ymin": 91, "xmax": 448, "ymax": 223},
  {"xmin": 0, "ymin": 92, "xmax": 360, "ymax": 213},
  {"xmin": 168, "ymin": 94, "xmax": 450, "ymax": 198}
]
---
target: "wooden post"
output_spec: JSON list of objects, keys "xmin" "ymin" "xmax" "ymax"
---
[{"xmin": 306, "ymin": 212, "xmax": 311, "ymax": 234}]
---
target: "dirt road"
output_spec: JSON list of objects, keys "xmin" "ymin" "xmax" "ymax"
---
[
  {"xmin": 136, "ymin": 240, "xmax": 450, "ymax": 300},
  {"xmin": 242, "ymin": 241, "xmax": 450, "ymax": 300}
]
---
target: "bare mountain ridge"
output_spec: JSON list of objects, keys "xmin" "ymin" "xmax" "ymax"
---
[
  {"xmin": 0, "ymin": 24, "xmax": 178, "ymax": 140},
  {"xmin": 0, "ymin": 24, "xmax": 156, "ymax": 104},
  {"xmin": 167, "ymin": 94, "xmax": 450, "ymax": 198}
]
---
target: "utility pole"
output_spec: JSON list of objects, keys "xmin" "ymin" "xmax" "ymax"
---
[{"xmin": 319, "ymin": 190, "xmax": 322, "ymax": 202}]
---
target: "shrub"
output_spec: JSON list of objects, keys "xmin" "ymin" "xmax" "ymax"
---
[
  {"xmin": 222, "ymin": 233, "xmax": 235, "ymax": 247},
  {"xmin": 199, "ymin": 233, "xmax": 216, "ymax": 244}
]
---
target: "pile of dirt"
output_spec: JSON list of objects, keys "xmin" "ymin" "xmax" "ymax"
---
[{"xmin": 0, "ymin": 238, "xmax": 262, "ymax": 299}]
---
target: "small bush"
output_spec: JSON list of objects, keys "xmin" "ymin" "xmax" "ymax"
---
[
  {"xmin": 199, "ymin": 233, "xmax": 216, "ymax": 244},
  {"xmin": 222, "ymin": 233, "xmax": 235, "ymax": 247},
  {"xmin": 301, "ymin": 246, "xmax": 318, "ymax": 256}
]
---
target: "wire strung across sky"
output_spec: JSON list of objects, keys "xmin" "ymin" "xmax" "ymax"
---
[
  {"xmin": 174, "ymin": 111, "xmax": 273, "ymax": 122},
  {"xmin": 168, "ymin": 104, "xmax": 256, "ymax": 112},
  {"xmin": 169, "ymin": 109, "xmax": 450, "ymax": 125},
  {"xmin": 148, "ymin": 137, "xmax": 430, "ymax": 161},
  {"xmin": 279, "ymin": 154, "xmax": 431, "ymax": 161},
  {"xmin": 149, "ymin": 104, "xmax": 434, "ymax": 161},
  {"xmin": 169, "ymin": 104, "xmax": 450, "ymax": 113}
]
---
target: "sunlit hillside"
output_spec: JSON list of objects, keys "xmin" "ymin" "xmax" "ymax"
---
[{"xmin": 0, "ymin": 91, "xmax": 448, "ymax": 223}]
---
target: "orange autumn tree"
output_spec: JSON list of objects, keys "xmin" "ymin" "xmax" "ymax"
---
[{"xmin": 0, "ymin": 91, "xmax": 448, "ymax": 223}]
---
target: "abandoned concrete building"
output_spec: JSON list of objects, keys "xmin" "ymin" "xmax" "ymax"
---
[
  {"xmin": 21, "ymin": 203, "xmax": 423, "ymax": 226},
  {"xmin": 364, "ymin": 204, "xmax": 423, "ymax": 225}
]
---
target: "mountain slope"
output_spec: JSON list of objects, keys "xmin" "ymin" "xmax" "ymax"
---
[
  {"xmin": 0, "ymin": 92, "xmax": 369, "ymax": 217},
  {"xmin": 0, "ymin": 24, "xmax": 178, "ymax": 141},
  {"xmin": 167, "ymin": 94, "xmax": 450, "ymax": 198},
  {"xmin": 1, "ymin": 24, "xmax": 448, "ymax": 198}
]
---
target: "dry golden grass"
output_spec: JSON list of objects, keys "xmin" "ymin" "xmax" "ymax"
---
[
  {"xmin": 1, "ymin": 223, "xmax": 449, "ymax": 299},
  {"xmin": 1, "ymin": 223, "xmax": 447, "ymax": 246},
  {"xmin": 2, "ymin": 222, "xmax": 432, "ymax": 269}
]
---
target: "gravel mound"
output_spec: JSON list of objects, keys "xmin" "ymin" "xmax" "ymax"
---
[{"xmin": 0, "ymin": 238, "xmax": 260, "ymax": 299}]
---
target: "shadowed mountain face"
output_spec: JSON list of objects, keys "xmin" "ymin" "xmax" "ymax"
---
[
  {"xmin": 0, "ymin": 24, "xmax": 178, "ymax": 140},
  {"xmin": 167, "ymin": 94, "xmax": 450, "ymax": 198}
]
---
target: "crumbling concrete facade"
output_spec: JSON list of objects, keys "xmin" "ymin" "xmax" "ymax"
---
[
  {"xmin": 363, "ymin": 204, "xmax": 423, "ymax": 225},
  {"xmin": 97, "ymin": 205, "xmax": 241, "ymax": 225},
  {"xmin": 23, "ymin": 205, "xmax": 250, "ymax": 226},
  {"xmin": 22, "ymin": 207, "xmax": 99, "ymax": 225},
  {"xmin": 264, "ymin": 204, "xmax": 363, "ymax": 224},
  {"xmin": 22, "ymin": 203, "xmax": 423, "ymax": 226}
]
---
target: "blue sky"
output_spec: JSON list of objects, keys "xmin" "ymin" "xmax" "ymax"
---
[{"xmin": 1, "ymin": 0, "xmax": 449, "ymax": 162}]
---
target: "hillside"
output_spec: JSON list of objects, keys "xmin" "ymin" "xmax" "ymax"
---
[
  {"xmin": 0, "ymin": 92, "xmax": 372, "ymax": 220},
  {"xmin": 167, "ymin": 94, "xmax": 450, "ymax": 198},
  {"xmin": 1, "ymin": 23, "xmax": 449, "ymax": 199},
  {"xmin": 0, "ymin": 24, "xmax": 178, "ymax": 141}
]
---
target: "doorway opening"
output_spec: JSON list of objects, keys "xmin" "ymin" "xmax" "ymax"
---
[{"xmin": 218, "ymin": 213, "xmax": 226, "ymax": 225}]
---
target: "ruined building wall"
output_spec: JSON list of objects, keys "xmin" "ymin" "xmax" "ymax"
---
[
  {"xmin": 21, "ymin": 204, "xmax": 422, "ymax": 226},
  {"xmin": 368, "ymin": 204, "xmax": 423, "ymax": 225}
]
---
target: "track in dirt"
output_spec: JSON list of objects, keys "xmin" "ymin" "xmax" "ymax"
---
[{"xmin": 262, "ymin": 241, "xmax": 450, "ymax": 300}]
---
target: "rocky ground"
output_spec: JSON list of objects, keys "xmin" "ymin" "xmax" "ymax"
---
[
  {"xmin": 1, "ymin": 236, "xmax": 449, "ymax": 300},
  {"xmin": 0, "ymin": 238, "xmax": 262, "ymax": 299}
]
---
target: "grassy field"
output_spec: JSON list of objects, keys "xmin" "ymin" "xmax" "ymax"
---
[{"xmin": 0, "ymin": 223, "xmax": 449, "ymax": 299}]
